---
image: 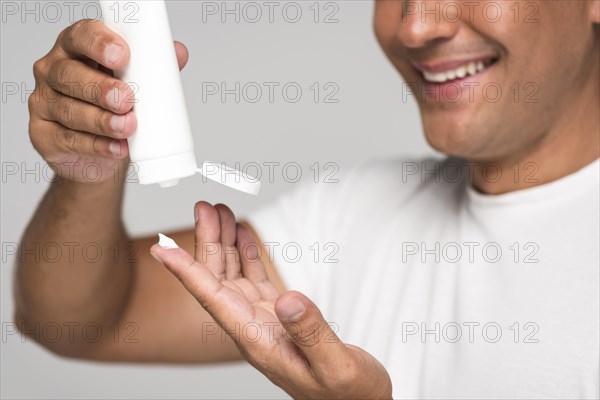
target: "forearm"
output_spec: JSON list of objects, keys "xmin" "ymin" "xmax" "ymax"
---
[{"xmin": 14, "ymin": 161, "xmax": 133, "ymax": 354}]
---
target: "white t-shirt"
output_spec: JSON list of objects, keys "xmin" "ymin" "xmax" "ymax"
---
[{"xmin": 247, "ymin": 156, "xmax": 600, "ymax": 399}]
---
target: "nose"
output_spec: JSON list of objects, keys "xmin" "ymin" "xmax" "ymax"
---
[{"xmin": 398, "ymin": 0, "xmax": 460, "ymax": 48}]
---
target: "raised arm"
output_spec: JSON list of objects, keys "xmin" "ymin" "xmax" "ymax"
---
[{"xmin": 15, "ymin": 19, "xmax": 285, "ymax": 363}]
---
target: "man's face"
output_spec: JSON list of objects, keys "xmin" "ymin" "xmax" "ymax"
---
[{"xmin": 374, "ymin": 0, "xmax": 598, "ymax": 161}]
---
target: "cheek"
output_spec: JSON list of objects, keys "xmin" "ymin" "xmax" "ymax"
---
[
  {"xmin": 469, "ymin": 2, "xmax": 585, "ymax": 87},
  {"xmin": 372, "ymin": 2, "xmax": 403, "ymax": 50}
]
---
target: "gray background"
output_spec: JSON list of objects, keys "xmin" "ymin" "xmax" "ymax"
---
[{"xmin": 1, "ymin": 1, "xmax": 434, "ymax": 398}]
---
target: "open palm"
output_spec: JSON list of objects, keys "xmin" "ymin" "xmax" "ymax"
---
[
  {"xmin": 151, "ymin": 201, "xmax": 392, "ymax": 399},
  {"xmin": 152, "ymin": 203, "xmax": 308, "ymax": 363}
]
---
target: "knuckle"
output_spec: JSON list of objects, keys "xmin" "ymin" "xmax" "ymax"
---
[
  {"xmin": 66, "ymin": 19, "xmax": 93, "ymax": 44},
  {"xmin": 83, "ymin": 78, "xmax": 105, "ymax": 104},
  {"xmin": 55, "ymin": 59, "xmax": 75, "ymax": 85},
  {"xmin": 307, "ymin": 321, "xmax": 334, "ymax": 347},
  {"xmin": 62, "ymin": 128, "xmax": 78, "ymax": 152},
  {"xmin": 291, "ymin": 323, "xmax": 321, "ymax": 347},
  {"xmin": 57, "ymin": 97, "xmax": 79, "ymax": 126},
  {"xmin": 27, "ymin": 90, "xmax": 39, "ymax": 112},
  {"xmin": 32, "ymin": 57, "xmax": 48, "ymax": 81},
  {"xmin": 85, "ymin": 31, "xmax": 104, "ymax": 58},
  {"xmin": 68, "ymin": 19, "xmax": 105, "ymax": 56},
  {"xmin": 91, "ymin": 134, "xmax": 102, "ymax": 155},
  {"xmin": 66, "ymin": 101, "xmax": 80, "ymax": 125},
  {"xmin": 94, "ymin": 108, "xmax": 109, "ymax": 134},
  {"xmin": 28, "ymin": 118, "xmax": 42, "ymax": 145},
  {"xmin": 64, "ymin": 20, "xmax": 83, "ymax": 46}
]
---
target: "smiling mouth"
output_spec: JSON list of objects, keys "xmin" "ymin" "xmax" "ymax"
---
[{"xmin": 420, "ymin": 57, "xmax": 498, "ymax": 84}]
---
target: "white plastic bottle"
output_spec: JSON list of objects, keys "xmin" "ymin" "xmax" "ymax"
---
[
  {"xmin": 98, "ymin": 1, "xmax": 260, "ymax": 194},
  {"xmin": 100, "ymin": 0, "xmax": 195, "ymax": 188}
]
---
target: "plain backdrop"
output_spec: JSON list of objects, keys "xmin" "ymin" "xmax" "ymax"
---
[{"xmin": 1, "ymin": 1, "xmax": 435, "ymax": 398}]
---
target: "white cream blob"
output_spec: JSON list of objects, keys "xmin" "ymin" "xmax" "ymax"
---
[{"xmin": 157, "ymin": 233, "xmax": 179, "ymax": 249}]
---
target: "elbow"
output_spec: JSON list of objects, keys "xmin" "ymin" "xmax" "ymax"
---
[{"xmin": 12, "ymin": 310, "xmax": 98, "ymax": 361}]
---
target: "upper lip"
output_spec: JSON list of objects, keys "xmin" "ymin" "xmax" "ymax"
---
[{"xmin": 410, "ymin": 55, "xmax": 498, "ymax": 73}]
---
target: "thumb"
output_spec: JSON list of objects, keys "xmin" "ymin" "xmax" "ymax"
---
[
  {"xmin": 275, "ymin": 291, "xmax": 349, "ymax": 377},
  {"xmin": 174, "ymin": 41, "xmax": 189, "ymax": 70}
]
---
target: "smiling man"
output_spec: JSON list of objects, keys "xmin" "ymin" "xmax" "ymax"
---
[{"xmin": 16, "ymin": 1, "xmax": 599, "ymax": 399}]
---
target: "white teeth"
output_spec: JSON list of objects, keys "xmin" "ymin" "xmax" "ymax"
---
[
  {"xmin": 467, "ymin": 62, "xmax": 476, "ymax": 75},
  {"xmin": 422, "ymin": 60, "xmax": 490, "ymax": 83},
  {"xmin": 424, "ymin": 72, "xmax": 449, "ymax": 83}
]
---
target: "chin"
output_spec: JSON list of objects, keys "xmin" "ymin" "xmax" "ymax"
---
[
  {"xmin": 421, "ymin": 115, "xmax": 475, "ymax": 157},
  {"xmin": 420, "ymin": 108, "xmax": 507, "ymax": 160}
]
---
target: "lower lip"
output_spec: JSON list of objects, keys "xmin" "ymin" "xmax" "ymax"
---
[{"xmin": 420, "ymin": 62, "xmax": 496, "ymax": 103}]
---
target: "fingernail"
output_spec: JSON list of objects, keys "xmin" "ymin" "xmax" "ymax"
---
[
  {"xmin": 109, "ymin": 141, "xmax": 121, "ymax": 157},
  {"xmin": 279, "ymin": 298, "xmax": 305, "ymax": 322},
  {"xmin": 104, "ymin": 43, "xmax": 123, "ymax": 65},
  {"xmin": 158, "ymin": 233, "xmax": 179, "ymax": 249},
  {"xmin": 111, "ymin": 114, "xmax": 127, "ymax": 133},
  {"xmin": 194, "ymin": 205, "xmax": 199, "ymax": 223},
  {"xmin": 106, "ymin": 88, "xmax": 122, "ymax": 111}
]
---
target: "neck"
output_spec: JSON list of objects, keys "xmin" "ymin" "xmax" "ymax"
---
[{"xmin": 470, "ymin": 52, "xmax": 599, "ymax": 195}]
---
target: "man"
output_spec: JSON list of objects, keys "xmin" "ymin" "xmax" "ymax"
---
[{"xmin": 16, "ymin": 1, "xmax": 599, "ymax": 398}]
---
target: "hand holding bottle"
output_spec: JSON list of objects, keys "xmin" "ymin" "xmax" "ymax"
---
[{"xmin": 27, "ymin": 19, "xmax": 189, "ymax": 184}]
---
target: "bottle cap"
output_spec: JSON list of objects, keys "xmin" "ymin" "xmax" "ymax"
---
[{"xmin": 196, "ymin": 161, "xmax": 262, "ymax": 196}]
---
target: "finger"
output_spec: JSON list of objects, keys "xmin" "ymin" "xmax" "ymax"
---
[
  {"xmin": 194, "ymin": 201, "xmax": 225, "ymax": 279},
  {"xmin": 58, "ymin": 19, "xmax": 130, "ymax": 70},
  {"xmin": 41, "ymin": 89, "xmax": 136, "ymax": 139},
  {"xmin": 214, "ymin": 204, "xmax": 242, "ymax": 280},
  {"xmin": 237, "ymin": 223, "xmax": 280, "ymax": 301},
  {"xmin": 174, "ymin": 41, "xmax": 189, "ymax": 70},
  {"xmin": 150, "ymin": 241, "xmax": 255, "ymax": 326},
  {"xmin": 46, "ymin": 58, "xmax": 135, "ymax": 114},
  {"xmin": 31, "ymin": 119, "xmax": 128, "ymax": 160},
  {"xmin": 275, "ymin": 291, "xmax": 350, "ymax": 378}
]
